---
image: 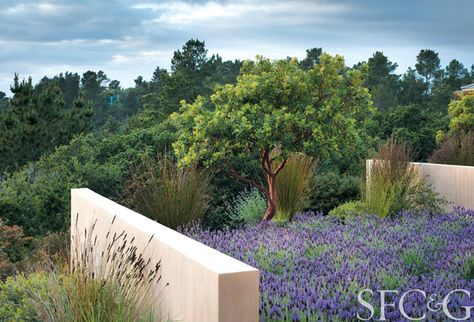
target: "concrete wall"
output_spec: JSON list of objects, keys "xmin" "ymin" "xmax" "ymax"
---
[
  {"xmin": 366, "ymin": 160, "xmax": 474, "ymax": 211},
  {"xmin": 71, "ymin": 188, "xmax": 259, "ymax": 322}
]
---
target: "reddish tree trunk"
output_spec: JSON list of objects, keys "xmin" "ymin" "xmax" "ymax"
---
[
  {"xmin": 229, "ymin": 148, "xmax": 287, "ymax": 222},
  {"xmin": 262, "ymin": 173, "xmax": 277, "ymax": 221}
]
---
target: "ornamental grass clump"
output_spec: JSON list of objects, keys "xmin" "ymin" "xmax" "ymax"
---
[
  {"xmin": 125, "ymin": 154, "xmax": 211, "ymax": 229},
  {"xmin": 366, "ymin": 140, "xmax": 417, "ymax": 218},
  {"xmin": 34, "ymin": 214, "xmax": 165, "ymax": 322},
  {"xmin": 366, "ymin": 140, "xmax": 444, "ymax": 218},
  {"xmin": 273, "ymin": 152, "xmax": 315, "ymax": 221}
]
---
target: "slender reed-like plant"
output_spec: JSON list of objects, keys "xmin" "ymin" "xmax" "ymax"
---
[
  {"xmin": 366, "ymin": 140, "xmax": 419, "ymax": 218},
  {"xmin": 34, "ymin": 214, "xmax": 166, "ymax": 322},
  {"xmin": 273, "ymin": 152, "xmax": 316, "ymax": 221},
  {"xmin": 125, "ymin": 154, "xmax": 211, "ymax": 229}
]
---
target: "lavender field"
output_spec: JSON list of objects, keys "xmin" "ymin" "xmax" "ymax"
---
[{"xmin": 185, "ymin": 209, "xmax": 474, "ymax": 321}]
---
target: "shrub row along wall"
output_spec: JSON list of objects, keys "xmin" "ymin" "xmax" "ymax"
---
[
  {"xmin": 71, "ymin": 188, "xmax": 259, "ymax": 322},
  {"xmin": 367, "ymin": 160, "xmax": 474, "ymax": 211}
]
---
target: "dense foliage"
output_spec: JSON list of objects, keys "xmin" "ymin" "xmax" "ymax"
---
[
  {"xmin": 305, "ymin": 172, "xmax": 361, "ymax": 214},
  {"xmin": 172, "ymin": 54, "xmax": 373, "ymax": 221},
  {"xmin": 0, "ymin": 76, "xmax": 93, "ymax": 174},
  {"xmin": 185, "ymin": 209, "xmax": 474, "ymax": 321},
  {"xmin": 0, "ymin": 124, "xmax": 174, "ymax": 236}
]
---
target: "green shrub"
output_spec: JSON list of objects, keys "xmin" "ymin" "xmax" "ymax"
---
[
  {"xmin": 225, "ymin": 188, "xmax": 267, "ymax": 226},
  {"xmin": 328, "ymin": 200, "xmax": 367, "ymax": 221},
  {"xmin": 0, "ymin": 135, "xmax": 122, "ymax": 236},
  {"xmin": 405, "ymin": 179, "xmax": 446, "ymax": 214},
  {"xmin": 0, "ymin": 272, "xmax": 50, "ymax": 322},
  {"xmin": 274, "ymin": 153, "xmax": 315, "ymax": 221},
  {"xmin": 429, "ymin": 130, "xmax": 474, "ymax": 166},
  {"xmin": 306, "ymin": 172, "xmax": 361, "ymax": 214},
  {"xmin": 201, "ymin": 205, "xmax": 237, "ymax": 230},
  {"xmin": 0, "ymin": 123, "xmax": 174, "ymax": 236},
  {"xmin": 125, "ymin": 155, "xmax": 211, "ymax": 229}
]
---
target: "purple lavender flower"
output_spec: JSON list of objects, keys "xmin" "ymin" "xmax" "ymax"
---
[{"xmin": 184, "ymin": 209, "xmax": 474, "ymax": 321}]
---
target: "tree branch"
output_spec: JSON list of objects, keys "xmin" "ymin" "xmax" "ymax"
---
[
  {"xmin": 262, "ymin": 148, "xmax": 272, "ymax": 176},
  {"xmin": 273, "ymin": 159, "xmax": 287, "ymax": 176},
  {"xmin": 230, "ymin": 167, "xmax": 269, "ymax": 196}
]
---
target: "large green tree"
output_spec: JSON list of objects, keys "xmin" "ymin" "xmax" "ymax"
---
[
  {"xmin": 364, "ymin": 51, "xmax": 400, "ymax": 111},
  {"xmin": 0, "ymin": 75, "xmax": 93, "ymax": 173},
  {"xmin": 172, "ymin": 55, "xmax": 373, "ymax": 221},
  {"xmin": 377, "ymin": 104, "xmax": 448, "ymax": 160},
  {"xmin": 415, "ymin": 49, "xmax": 441, "ymax": 94},
  {"xmin": 157, "ymin": 39, "xmax": 222, "ymax": 117},
  {"xmin": 399, "ymin": 68, "xmax": 428, "ymax": 105},
  {"xmin": 299, "ymin": 47, "xmax": 323, "ymax": 71},
  {"xmin": 129, "ymin": 39, "xmax": 242, "ymax": 129}
]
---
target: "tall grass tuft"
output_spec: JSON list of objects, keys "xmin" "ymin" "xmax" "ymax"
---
[
  {"xmin": 274, "ymin": 152, "xmax": 316, "ymax": 221},
  {"xmin": 33, "ymin": 214, "xmax": 165, "ymax": 322},
  {"xmin": 125, "ymin": 154, "xmax": 211, "ymax": 229},
  {"xmin": 366, "ymin": 140, "xmax": 419, "ymax": 218},
  {"xmin": 429, "ymin": 131, "xmax": 474, "ymax": 166}
]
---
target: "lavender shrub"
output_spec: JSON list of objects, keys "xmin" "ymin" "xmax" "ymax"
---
[{"xmin": 183, "ymin": 208, "xmax": 474, "ymax": 321}]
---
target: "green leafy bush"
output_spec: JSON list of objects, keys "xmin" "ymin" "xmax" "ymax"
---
[
  {"xmin": 328, "ymin": 200, "xmax": 367, "ymax": 221},
  {"xmin": 125, "ymin": 155, "xmax": 211, "ymax": 229},
  {"xmin": 0, "ymin": 272, "xmax": 50, "ymax": 322},
  {"xmin": 0, "ymin": 135, "xmax": 121, "ymax": 236},
  {"xmin": 274, "ymin": 153, "xmax": 315, "ymax": 221},
  {"xmin": 225, "ymin": 188, "xmax": 267, "ymax": 226},
  {"xmin": 305, "ymin": 172, "xmax": 361, "ymax": 214},
  {"xmin": 0, "ymin": 123, "xmax": 174, "ymax": 236}
]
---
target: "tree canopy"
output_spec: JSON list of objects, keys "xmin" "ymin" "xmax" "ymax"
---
[
  {"xmin": 0, "ymin": 75, "xmax": 93, "ymax": 173},
  {"xmin": 172, "ymin": 54, "xmax": 373, "ymax": 220}
]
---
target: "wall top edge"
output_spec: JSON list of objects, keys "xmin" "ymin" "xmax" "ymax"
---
[
  {"xmin": 366, "ymin": 159, "xmax": 474, "ymax": 170},
  {"xmin": 71, "ymin": 188, "xmax": 258, "ymax": 275}
]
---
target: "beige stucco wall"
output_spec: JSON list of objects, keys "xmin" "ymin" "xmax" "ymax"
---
[
  {"xmin": 71, "ymin": 188, "xmax": 259, "ymax": 322},
  {"xmin": 366, "ymin": 160, "xmax": 474, "ymax": 211}
]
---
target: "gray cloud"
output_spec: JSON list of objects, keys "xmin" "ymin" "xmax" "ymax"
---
[{"xmin": 1, "ymin": 0, "xmax": 473, "ymax": 94}]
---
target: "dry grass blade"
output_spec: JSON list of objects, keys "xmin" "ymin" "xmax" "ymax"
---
[{"xmin": 429, "ymin": 131, "xmax": 474, "ymax": 166}]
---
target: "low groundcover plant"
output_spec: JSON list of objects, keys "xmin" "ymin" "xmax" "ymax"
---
[{"xmin": 184, "ymin": 208, "xmax": 474, "ymax": 321}]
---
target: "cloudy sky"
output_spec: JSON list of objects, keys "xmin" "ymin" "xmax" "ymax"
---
[{"xmin": 1, "ymin": 0, "xmax": 473, "ymax": 94}]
